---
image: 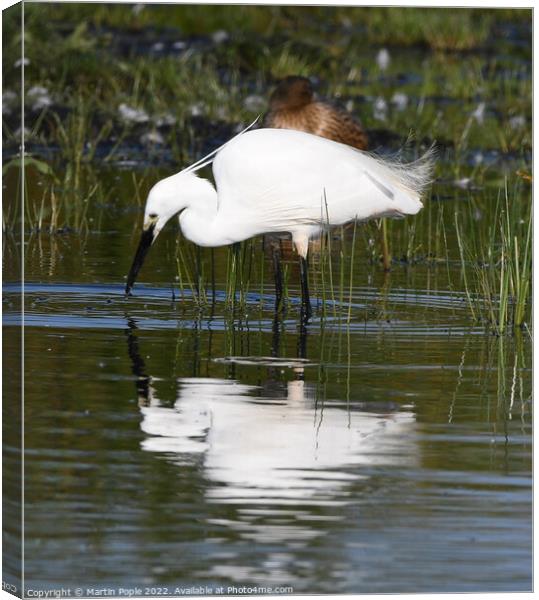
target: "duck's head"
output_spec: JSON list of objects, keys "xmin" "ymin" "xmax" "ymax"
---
[{"xmin": 269, "ymin": 76, "xmax": 314, "ymax": 111}]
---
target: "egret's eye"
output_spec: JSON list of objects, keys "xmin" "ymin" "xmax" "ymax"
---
[{"xmin": 148, "ymin": 213, "xmax": 157, "ymax": 219}]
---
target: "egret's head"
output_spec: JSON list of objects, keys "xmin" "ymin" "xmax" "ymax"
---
[
  {"xmin": 148, "ymin": 173, "xmax": 196, "ymax": 233},
  {"xmin": 125, "ymin": 174, "xmax": 188, "ymax": 296},
  {"xmin": 125, "ymin": 172, "xmax": 215, "ymax": 296}
]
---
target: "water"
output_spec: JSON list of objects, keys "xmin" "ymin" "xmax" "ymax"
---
[{"xmin": 3, "ymin": 223, "xmax": 532, "ymax": 594}]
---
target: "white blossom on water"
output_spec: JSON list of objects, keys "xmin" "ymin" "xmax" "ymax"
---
[
  {"xmin": 189, "ymin": 103, "xmax": 205, "ymax": 117},
  {"xmin": 212, "ymin": 30, "xmax": 229, "ymax": 44},
  {"xmin": 140, "ymin": 131, "xmax": 165, "ymax": 146},
  {"xmin": 471, "ymin": 102, "xmax": 486, "ymax": 124},
  {"xmin": 27, "ymin": 85, "xmax": 49, "ymax": 97},
  {"xmin": 155, "ymin": 113, "xmax": 177, "ymax": 127},
  {"xmin": 453, "ymin": 177, "xmax": 472, "ymax": 189},
  {"xmin": 3, "ymin": 90, "xmax": 17, "ymax": 115},
  {"xmin": 509, "ymin": 115, "xmax": 526, "ymax": 129},
  {"xmin": 27, "ymin": 86, "xmax": 53, "ymax": 111},
  {"xmin": 32, "ymin": 96, "xmax": 53, "ymax": 110},
  {"xmin": 243, "ymin": 94, "xmax": 266, "ymax": 112},
  {"xmin": 373, "ymin": 96, "xmax": 388, "ymax": 121},
  {"xmin": 216, "ymin": 106, "xmax": 228, "ymax": 120},
  {"xmin": 376, "ymin": 48, "xmax": 391, "ymax": 71},
  {"xmin": 118, "ymin": 103, "xmax": 149, "ymax": 124},
  {"xmin": 391, "ymin": 92, "xmax": 409, "ymax": 111},
  {"xmin": 3, "ymin": 90, "xmax": 17, "ymax": 103},
  {"xmin": 14, "ymin": 126, "xmax": 31, "ymax": 140},
  {"xmin": 472, "ymin": 151, "xmax": 484, "ymax": 166},
  {"xmin": 14, "ymin": 57, "xmax": 30, "ymax": 68}
]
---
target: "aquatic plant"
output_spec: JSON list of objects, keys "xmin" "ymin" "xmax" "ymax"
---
[{"xmin": 454, "ymin": 179, "xmax": 532, "ymax": 334}]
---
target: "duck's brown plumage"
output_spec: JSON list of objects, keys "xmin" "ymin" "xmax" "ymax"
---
[{"xmin": 263, "ymin": 75, "xmax": 369, "ymax": 151}]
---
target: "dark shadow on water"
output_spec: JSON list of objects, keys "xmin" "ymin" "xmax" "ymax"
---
[{"xmin": 125, "ymin": 316, "xmax": 152, "ymax": 405}]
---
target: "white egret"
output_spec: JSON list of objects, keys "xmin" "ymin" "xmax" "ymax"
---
[{"xmin": 125, "ymin": 127, "xmax": 434, "ymax": 317}]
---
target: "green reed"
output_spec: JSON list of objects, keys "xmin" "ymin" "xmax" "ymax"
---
[
  {"xmin": 175, "ymin": 236, "xmax": 205, "ymax": 305},
  {"xmin": 454, "ymin": 180, "xmax": 531, "ymax": 334},
  {"xmin": 212, "ymin": 238, "xmax": 264, "ymax": 311},
  {"xmin": 347, "ymin": 220, "xmax": 359, "ymax": 324},
  {"xmin": 323, "ymin": 194, "xmax": 337, "ymax": 318}
]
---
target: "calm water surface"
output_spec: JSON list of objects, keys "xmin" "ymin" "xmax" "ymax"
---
[{"xmin": 3, "ymin": 220, "xmax": 532, "ymax": 594}]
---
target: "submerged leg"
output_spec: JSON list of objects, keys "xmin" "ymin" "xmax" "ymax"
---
[
  {"xmin": 195, "ymin": 246, "xmax": 202, "ymax": 298},
  {"xmin": 271, "ymin": 311, "xmax": 281, "ymax": 358},
  {"xmin": 299, "ymin": 255, "xmax": 312, "ymax": 322},
  {"xmin": 269, "ymin": 236, "xmax": 284, "ymax": 311},
  {"xmin": 297, "ymin": 313, "xmax": 308, "ymax": 359}
]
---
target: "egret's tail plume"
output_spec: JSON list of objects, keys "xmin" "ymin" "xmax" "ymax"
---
[
  {"xmin": 379, "ymin": 145, "xmax": 435, "ymax": 194},
  {"xmin": 366, "ymin": 145, "xmax": 436, "ymax": 216},
  {"xmin": 401, "ymin": 145, "xmax": 436, "ymax": 195}
]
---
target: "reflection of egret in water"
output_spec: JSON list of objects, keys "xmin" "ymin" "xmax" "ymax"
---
[
  {"xmin": 140, "ymin": 378, "xmax": 416, "ymax": 498},
  {"xmin": 124, "ymin": 318, "xmax": 418, "ymax": 582}
]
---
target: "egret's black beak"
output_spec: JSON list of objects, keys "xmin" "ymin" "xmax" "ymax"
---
[{"xmin": 125, "ymin": 223, "xmax": 156, "ymax": 296}]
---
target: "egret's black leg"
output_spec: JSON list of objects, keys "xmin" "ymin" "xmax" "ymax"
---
[
  {"xmin": 297, "ymin": 315, "xmax": 308, "ymax": 360},
  {"xmin": 271, "ymin": 311, "xmax": 281, "ymax": 358},
  {"xmin": 210, "ymin": 248, "xmax": 216, "ymax": 306},
  {"xmin": 299, "ymin": 255, "xmax": 312, "ymax": 322},
  {"xmin": 195, "ymin": 246, "xmax": 202, "ymax": 300},
  {"xmin": 231, "ymin": 242, "xmax": 241, "ymax": 309},
  {"xmin": 270, "ymin": 238, "xmax": 284, "ymax": 312}
]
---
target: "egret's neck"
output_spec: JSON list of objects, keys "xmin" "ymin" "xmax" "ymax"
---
[
  {"xmin": 179, "ymin": 184, "xmax": 238, "ymax": 247},
  {"xmin": 185, "ymin": 178, "xmax": 218, "ymax": 215}
]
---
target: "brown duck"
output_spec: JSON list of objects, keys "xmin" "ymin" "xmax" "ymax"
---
[{"xmin": 263, "ymin": 75, "xmax": 368, "ymax": 151}]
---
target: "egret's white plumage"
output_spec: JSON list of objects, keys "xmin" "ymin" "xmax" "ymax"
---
[
  {"xmin": 148, "ymin": 129, "xmax": 431, "ymax": 250},
  {"xmin": 126, "ymin": 127, "xmax": 434, "ymax": 310}
]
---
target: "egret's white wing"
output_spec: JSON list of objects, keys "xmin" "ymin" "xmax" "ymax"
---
[{"xmin": 213, "ymin": 129, "xmax": 432, "ymax": 235}]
